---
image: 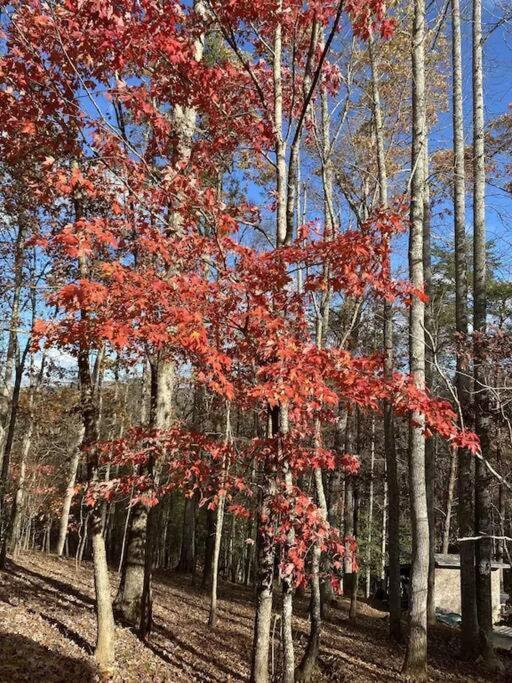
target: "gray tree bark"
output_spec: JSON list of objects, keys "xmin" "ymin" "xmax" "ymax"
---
[
  {"xmin": 208, "ymin": 445, "xmax": 227, "ymax": 627},
  {"xmin": 422, "ymin": 140, "xmax": 436, "ymax": 627},
  {"xmin": 74, "ymin": 185, "xmax": 115, "ymax": 668},
  {"xmin": 471, "ymin": 0, "xmax": 501, "ymax": 671},
  {"xmin": 7, "ymin": 354, "xmax": 45, "ymax": 554},
  {"xmin": 56, "ymin": 423, "xmax": 85, "ymax": 556},
  {"xmin": 441, "ymin": 449, "xmax": 457, "ymax": 554},
  {"xmin": 250, "ymin": 411, "xmax": 277, "ymax": 683},
  {"xmin": 402, "ymin": 0, "xmax": 429, "ymax": 677},
  {"xmin": 115, "ymin": 358, "xmax": 174, "ymax": 629},
  {"xmin": 369, "ymin": 33, "xmax": 402, "ymax": 642},
  {"xmin": 0, "ymin": 224, "xmax": 25, "ymax": 473},
  {"xmin": 177, "ymin": 491, "xmax": 198, "ymax": 574},
  {"xmin": 366, "ymin": 418, "xmax": 375, "ymax": 599},
  {"xmin": 450, "ymin": 0, "xmax": 480, "ymax": 658}
]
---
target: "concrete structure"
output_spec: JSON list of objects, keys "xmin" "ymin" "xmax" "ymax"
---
[
  {"xmin": 433, "ymin": 554, "xmax": 506, "ymax": 624},
  {"xmin": 394, "ymin": 554, "xmax": 507, "ymax": 624}
]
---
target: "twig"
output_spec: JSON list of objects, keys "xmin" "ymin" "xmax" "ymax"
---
[{"xmin": 458, "ymin": 535, "xmax": 512, "ymax": 544}]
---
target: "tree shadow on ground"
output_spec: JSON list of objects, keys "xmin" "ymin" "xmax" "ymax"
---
[
  {"xmin": 0, "ymin": 632, "xmax": 96, "ymax": 682},
  {"xmin": 4, "ymin": 559, "xmax": 95, "ymax": 607}
]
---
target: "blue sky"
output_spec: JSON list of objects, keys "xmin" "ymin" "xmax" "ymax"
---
[{"xmin": 429, "ymin": 0, "xmax": 512, "ymax": 282}]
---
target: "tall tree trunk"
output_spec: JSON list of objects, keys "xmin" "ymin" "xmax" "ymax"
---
[
  {"xmin": 471, "ymin": 0, "xmax": 501, "ymax": 670},
  {"xmin": 0, "ymin": 224, "xmax": 25, "ymax": 563},
  {"xmin": 343, "ymin": 415, "xmax": 356, "ymax": 607},
  {"xmin": 250, "ymin": 413, "xmax": 276, "ymax": 683},
  {"xmin": 450, "ymin": 0, "xmax": 479, "ymax": 658},
  {"xmin": 423, "ymin": 141, "xmax": 436, "ymax": 627},
  {"xmin": 403, "ymin": 0, "xmax": 429, "ymax": 677},
  {"xmin": 295, "ymin": 465, "xmax": 326, "ymax": 681},
  {"xmin": 296, "ymin": 57, "xmax": 335, "ymax": 677},
  {"xmin": 251, "ymin": 9, "xmax": 290, "ymax": 679},
  {"xmin": 369, "ymin": 34, "xmax": 401, "ymax": 641},
  {"xmin": 208, "ymin": 493, "xmax": 225, "ymax": 627},
  {"xmin": 8, "ymin": 356, "xmax": 45, "ymax": 555},
  {"xmin": 177, "ymin": 492, "xmax": 198, "ymax": 574},
  {"xmin": 0, "ymin": 224, "xmax": 25, "ymax": 473},
  {"xmin": 209, "ymin": 403, "xmax": 231, "ymax": 628},
  {"xmin": 0, "ymin": 346, "xmax": 29, "ymax": 566},
  {"xmin": 56, "ymin": 424, "xmax": 85, "ymax": 556},
  {"xmin": 280, "ymin": 406, "xmax": 294, "ymax": 683},
  {"xmin": 366, "ymin": 418, "xmax": 375, "ymax": 599},
  {"xmin": 78, "ymin": 347, "xmax": 115, "ymax": 666},
  {"xmin": 203, "ymin": 506, "xmax": 216, "ymax": 587},
  {"xmin": 314, "ymin": 65, "xmax": 337, "ymax": 626},
  {"xmin": 118, "ymin": 489, "xmax": 133, "ymax": 574},
  {"xmin": 115, "ymin": 357, "xmax": 174, "ymax": 629},
  {"xmin": 380, "ymin": 465, "xmax": 388, "ymax": 583},
  {"xmin": 115, "ymin": 6, "xmax": 203, "ymax": 627},
  {"xmin": 349, "ymin": 466, "xmax": 360, "ymax": 622},
  {"xmin": 322, "ymin": 408, "xmax": 348, "ymax": 609},
  {"xmin": 496, "ymin": 440, "xmax": 505, "ymax": 563},
  {"xmin": 129, "ymin": 4, "xmax": 207, "ymax": 630},
  {"xmin": 62, "ymin": 160, "xmax": 116, "ymax": 668},
  {"xmin": 441, "ymin": 449, "xmax": 457, "ymax": 554}
]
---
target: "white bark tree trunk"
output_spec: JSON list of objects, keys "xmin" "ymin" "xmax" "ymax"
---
[
  {"xmin": 450, "ymin": 0, "xmax": 479, "ymax": 657},
  {"xmin": 56, "ymin": 424, "xmax": 85, "ymax": 557},
  {"xmin": 472, "ymin": 0, "xmax": 501, "ymax": 671},
  {"xmin": 403, "ymin": 0, "xmax": 429, "ymax": 677}
]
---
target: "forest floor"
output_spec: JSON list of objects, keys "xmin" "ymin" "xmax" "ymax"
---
[{"xmin": 0, "ymin": 551, "xmax": 510, "ymax": 682}]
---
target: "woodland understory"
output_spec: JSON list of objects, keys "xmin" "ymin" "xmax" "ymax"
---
[
  {"xmin": 0, "ymin": 0, "xmax": 512, "ymax": 682},
  {"xmin": 1, "ymin": 552, "xmax": 510, "ymax": 682}
]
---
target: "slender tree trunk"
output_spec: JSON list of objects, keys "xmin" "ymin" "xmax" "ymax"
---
[
  {"xmin": 203, "ymin": 506, "xmax": 216, "ymax": 587},
  {"xmin": 209, "ymin": 404, "xmax": 231, "ymax": 628},
  {"xmin": 369, "ymin": 34, "xmax": 401, "ymax": 641},
  {"xmin": 296, "ymin": 56, "xmax": 336, "ymax": 675},
  {"xmin": 0, "ymin": 347, "xmax": 28, "ymax": 566},
  {"xmin": 139, "ymin": 357, "xmax": 174, "ymax": 638},
  {"xmin": 423, "ymin": 141, "xmax": 436, "ymax": 627},
  {"xmin": 472, "ymin": 0, "xmax": 501, "ymax": 670},
  {"xmin": 118, "ymin": 490, "xmax": 133, "ymax": 574},
  {"xmin": 380, "ymin": 466, "xmax": 388, "ymax": 583},
  {"xmin": 349, "ymin": 472, "xmax": 359, "ymax": 622},
  {"xmin": 79, "ymin": 349, "xmax": 115, "ymax": 667},
  {"xmin": 496, "ymin": 441, "xmax": 505, "ymax": 563},
  {"xmin": 403, "ymin": 0, "xmax": 429, "ymax": 676},
  {"xmin": 322, "ymin": 408, "xmax": 348, "ymax": 608},
  {"xmin": 9, "ymin": 457, "xmax": 27, "ymax": 554},
  {"xmin": 8, "ymin": 356, "xmax": 44, "ymax": 555},
  {"xmin": 72, "ymin": 179, "xmax": 115, "ymax": 667},
  {"xmin": 252, "ymin": 10, "xmax": 291, "ymax": 679},
  {"xmin": 56, "ymin": 425, "xmax": 85, "ymax": 557},
  {"xmin": 366, "ymin": 418, "xmax": 375, "ymax": 599},
  {"xmin": 91, "ymin": 511, "xmax": 115, "ymax": 666},
  {"xmin": 250, "ymin": 426, "xmax": 276, "ymax": 683},
  {"xmin": 177, "ymin": 492, "xmax": 198, "ymax": 574},
  {"xmin": 314, "ymin": 67, "xmax": 337, "ymax": 625},
  {"xmin": 0, "ymin": 224, "xmax": 25, "ymax": 474},
  {"xmin": 208, "ymin": 495, "xmax": 225, "ymax": 627},
  {"xmin": 343, "ymin": 414, "xmax": 356, "ymax": 605},
  {"xmin": 441, "ymin": 449, "xmax": 457, "ymax": 554},
  {"xmin": 450, "ymin": 0, "xmax": 479, "ymax": 657},
  {"xmin": 281, "ymin": 540, "xmax": 294, "ymax": 682},
  {"xmin": 280, "ymin": 405, "xmax": 294, "ymax": 683},
  {"xmin": 383, "ymin": 303, "xmax": 402, "ymax": 642},
  {"xmin": 296, "ymin": 466, "xmax": 326, "ymax": 681}
]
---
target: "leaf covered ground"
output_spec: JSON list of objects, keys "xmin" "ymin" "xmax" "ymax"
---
[{"xmin": 0, "ymin": 551, "xmax": 509, "ymax": 682}]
